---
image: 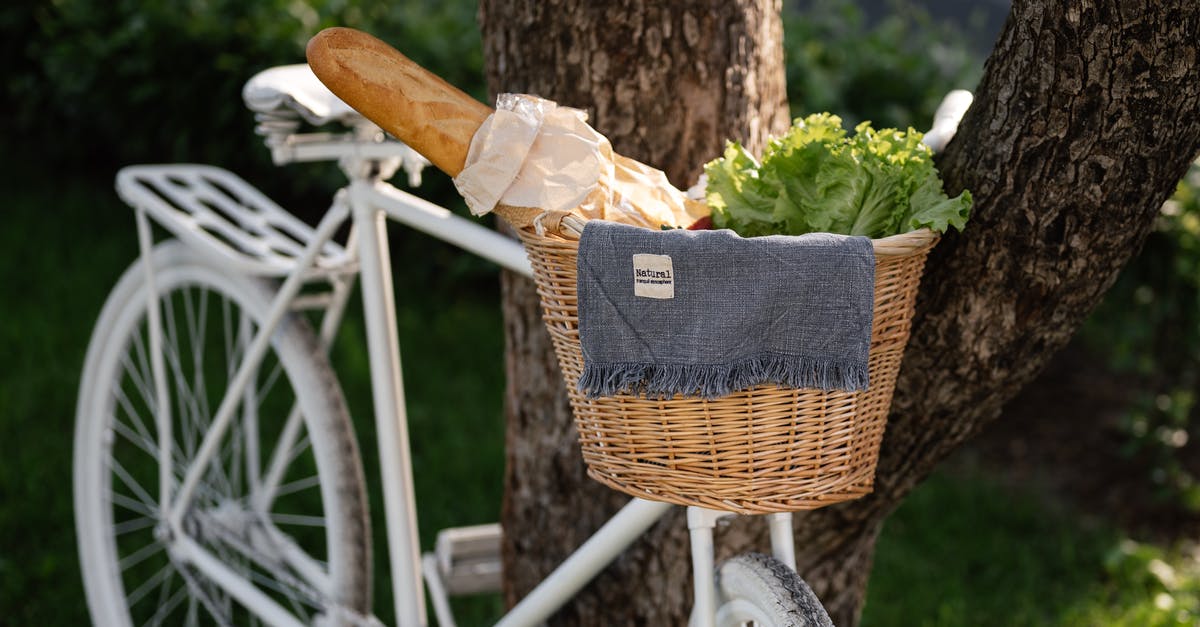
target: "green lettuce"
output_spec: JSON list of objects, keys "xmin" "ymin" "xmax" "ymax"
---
[{"xmin": 704, "ymin": 113, "xmax": 971, "ymax": 238}]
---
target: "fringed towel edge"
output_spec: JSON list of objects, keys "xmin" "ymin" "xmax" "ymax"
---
[{"xmin": 578, "ymin": 355, "xmax": 870, "ymax": 400}]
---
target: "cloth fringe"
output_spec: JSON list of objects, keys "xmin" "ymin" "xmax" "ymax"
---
[{"xmin": 579, "ymin": 355, "xmax": 870, "ymax": 400}]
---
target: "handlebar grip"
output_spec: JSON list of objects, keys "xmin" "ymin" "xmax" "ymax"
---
[{"xmin": 306, "ymin": 27, "xmax": 492, "ymax": 177}]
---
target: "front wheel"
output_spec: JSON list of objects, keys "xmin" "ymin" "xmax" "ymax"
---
[
  {"xmin": 715, "ymin": 553, "xmax": 834, "ymax": 627},
  {"xmin": 74, "ymin": 241, "xmax": 371, "ymax": 625}
]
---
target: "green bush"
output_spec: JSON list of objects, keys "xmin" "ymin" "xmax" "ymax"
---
[
  {"xmin": 1065, "ymin": 539, "xmax": 1200, "ymax": 626},
  {"xmin": 784, "ymin": 0, "xmax": 983, "ymax": 130},
  {"xmin": 9, "ymin": 0, "xmax": 983, "ymax": 188},
  {"xmin": 12, "ymin": 0, "xmax": 483, "ymax": 188},
  {"xmin": 1082, "ymin": 162, "xmax": 1200, "ymax": 510},
  {"xmin": 10, "ymin": 0, "xmax": 491, "ymax": 285}
]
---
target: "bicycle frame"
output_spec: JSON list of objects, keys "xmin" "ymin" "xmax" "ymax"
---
[{"xmin": 128, "ymin": 131, "xmax": 799, "ymax": 627}]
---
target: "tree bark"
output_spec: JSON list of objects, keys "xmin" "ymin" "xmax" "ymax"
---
[
  {"xmin": 790, "ymin": 2, "xmax": 1200, "ymax": 624},
  {"xmin": 480, "ymin": 0, "xmax": 1200, "ymax": 625},
  {"xmin": 478, "ymin": 0, "xmax": 788, "ymax": 624}
]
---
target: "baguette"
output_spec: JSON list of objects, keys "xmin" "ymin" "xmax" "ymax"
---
[{"xmin": 306, "ymin": 27, "xmax": 491, "ymax": 177}]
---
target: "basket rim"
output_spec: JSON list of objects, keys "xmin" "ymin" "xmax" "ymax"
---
[{"xmin": 522, "ymin": 220, "xmax": 940, "ymax": 258}]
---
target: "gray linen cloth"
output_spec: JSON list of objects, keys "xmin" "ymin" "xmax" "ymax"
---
[{"xmin": 576, "ymin": 221, "xmax": 875, "ymax": 399}]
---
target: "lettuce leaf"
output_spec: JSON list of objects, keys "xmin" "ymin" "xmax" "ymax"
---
[
  {"xmin": 705, "ymin": 142, "xmax": 780, "ymax": 237},
  {"xmin": 703, "ymin": 113, "xmax": 971, "ymax": 238},
  {"xmin": 904, "ymin": 171, "xmax": 972, "ymax": 233}
]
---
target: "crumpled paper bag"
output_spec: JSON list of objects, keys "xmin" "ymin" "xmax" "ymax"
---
[{"xmin": 453, "ymin": 93, "xmax": 707, "ymax": 231}]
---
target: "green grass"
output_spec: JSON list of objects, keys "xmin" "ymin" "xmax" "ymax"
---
[
  {"xmin": 4, "ymin": 162, "xmax": 1198, "ymax": 625},
  {"xmin": 0, "ymin": 165, "xmax": 138, "ymax": 625},
  {"xmin": 1062, "ymin": 539, "xmax": 1200, "ymax": 626},
  {"xmin": 864, "ymin": 466, "xmax": 1200, "ymax": 627},
  {"xmin": 864, "ymin": 467, "xmax": 1113, "ymax": 626}
]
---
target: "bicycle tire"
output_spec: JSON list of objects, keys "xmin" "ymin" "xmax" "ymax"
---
[
  {"xmin": 74, "ymin": 241, "xmax": 371, "ymax": 625},
  {"xmin": 715, "ymin": 553, "xmax": 834, "ymax": 627}
]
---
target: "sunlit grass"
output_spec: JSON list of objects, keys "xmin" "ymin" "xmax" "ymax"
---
[{"xmin": 1059, "ymin": 539, "xmax": 1200, "ymax": 627}]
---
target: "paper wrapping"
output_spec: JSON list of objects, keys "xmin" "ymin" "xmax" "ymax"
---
[{"xmin": 454, "ymin": 94, "xmax": 707, "ymax": 230}]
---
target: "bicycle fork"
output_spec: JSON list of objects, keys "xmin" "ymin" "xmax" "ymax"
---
[{"xmin": 687, "ymin": 508, "xmax": 796, "ymax": 627}]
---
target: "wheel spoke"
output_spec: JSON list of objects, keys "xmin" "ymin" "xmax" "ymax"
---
[
  {"xmin": 222, "ymin": 294, "xmax": 235, "ymax": 381},
  {"xmin": 113, "ymin": 370, "xmax": 210, "ymax": 503},
  {"xmin": 147, "ymin": 581, "xmax": 190, "ymax": 627},
  {"xmin": 226, "ymin": 419, "xmax": 246, "ymax": 499},
  {"xmin": 110, "ymin": 398, "xmax": 193, "ymax": 490},
  {"xmin": 109, "ymin": 457, "xmax": 160, "ymax": 514},
  {"xmin": 112, "ymin": 388, "xmax": 161, "ymax": 460},
  {"xmin": 114, "ymin": 516, "xmax": 159, "ymax": 537},
  {"xmin": 242, "ymin": 312, "xmax": 263, "ymax": 498},
  {"xmin": 188, "ymin": 310, "xmax": 215, "ymax": 442},
  {"xmin": 255, "ymin": 431, "xmax": 315, "ymax": 511},
  {"xmin": 160, "ymin": 310, "xmax": 202, "ymax": 468},
  {"xmin": 161, "ymin": 332, "xmax": 239, "ymax": 501},
  {"xmin": 228, "ymin": 302, "xmax": 252, "ymax": 383},
  {"xmin": 285, "ymin": 433, "xmax": 312, "ymax": 468},
  {"xmin": 111, "ymin": 492, "xmax": 157, "ymax": 518},
  {"xmin": 253, "ymin": 404, "xmax": 306, "ymax": 511},
  {"xmin": 108, "ymin": 449, "xmax": 229, "ymax": 535},
  {"xmin": 160, "ymin": 288, "xmax": 192, "ymax": 438},
  {"xmin": 141, "ymin": 329, "xmax": 235, "ymax": 504},
  {"xmin": 177, "ymin": 561, "xmax": 234, "ymax": 627},
  {"xmin": 246, "ymin": 566, "xmax": 317, "ymax": 618},
  {"xmin": 185, "ymin": 595, "xmax": 198, "ymax": 627},
  {"xmin": 121, "ymin": 339, "xmax": 155, "ymax": 417},
  {"xmin": 270, "ymin": 475, "xmax": 321, "ymax": 499},
  {"xmin": 183, "ymin": 287, "xmax": 211, "ymax": 419},
  {"xmin": 268, "ymin": 513, "xmax": 326, "ymax": 528},
  {"xmin": 151, "ymin": 559, "xmax": 182, "ymax": 624},
  {"xmin": 119, "ymin": 539, "xmax": 165, "ymax": 572},
  {"xmin": 256, "ymin": 360, "xmax": 284, "ymax": 403},
  {"xmin": 125, "ymin": 561, "xmax": 175, "ymax": 608}
]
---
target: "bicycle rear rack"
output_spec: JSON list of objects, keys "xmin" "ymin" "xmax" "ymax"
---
[{"xmin": 116, "ymin": 164, "xmax": 356, "ymax": 278}]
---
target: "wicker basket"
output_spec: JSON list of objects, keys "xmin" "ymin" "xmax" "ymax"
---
[{"xmin": 516, "ymin": 225, "xmax": 939, "ymax": 514}]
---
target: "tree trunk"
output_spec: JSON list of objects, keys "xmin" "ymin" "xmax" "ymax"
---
[
  {"xmin": 789, "ymin": 2, "xmax": 1200, "ymax": 624},
  {"xmin": 479, "ymin": 0, "xmax": 1200, "ymax": 624},
  {"xmin": 478, "ymin": 0, "xmax": 788, "ymax": 623}
]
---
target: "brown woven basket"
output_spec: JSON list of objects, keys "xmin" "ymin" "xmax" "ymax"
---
[{"xmin": 516, "ymin": 225, "xmax": 939, "ymax": 514}]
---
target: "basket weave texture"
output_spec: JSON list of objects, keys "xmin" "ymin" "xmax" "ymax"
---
[{"xmin": 516, "ymin": 226, "xmax": 937, "ymax": 514}]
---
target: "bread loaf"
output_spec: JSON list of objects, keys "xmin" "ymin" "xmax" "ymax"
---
[{"xmin": 306, "ymin": 27, "xmax": 491, "ymax": 177}]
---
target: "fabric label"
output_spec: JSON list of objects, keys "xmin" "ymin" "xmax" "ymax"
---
[{"xmin": 632, "ymin": 254, "xmax": 675, "ymax": 299}]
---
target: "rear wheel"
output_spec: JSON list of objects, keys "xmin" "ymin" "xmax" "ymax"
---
[
  {"xmin": 715, "ymin": 553, "xmax": 834, "ymax": 627},
  {"xmin": 74, "ymin": 242, "xmax": 370, "ymax": 625}
]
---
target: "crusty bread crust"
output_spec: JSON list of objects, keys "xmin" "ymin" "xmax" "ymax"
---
[{"xmin": 306, "ymin": 27, "xmax": 492, "ymax": 177}]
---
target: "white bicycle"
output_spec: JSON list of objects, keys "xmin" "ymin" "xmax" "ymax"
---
[{"xmin": 74, "ymin": 59, "xmax": 969, "ymax": 626}]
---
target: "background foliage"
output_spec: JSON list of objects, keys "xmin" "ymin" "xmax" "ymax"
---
[
  {"xmin": 784, "ymin": 0, "xmax": 980, "ymax": 128},
  {"xmin": 1083, "ymin": 163, "xmax": 1200, "ymax": 511},
  {"xmin": 7, "ymin": 0, "xmax": 975, "ymax": 174},
  {"xmin": 7, "ymin": 0, "xmax": 483, "ymax": 217},
  {"xmin": 5, "ymin": 0, "xmax": 1200, "ymax": 624}
]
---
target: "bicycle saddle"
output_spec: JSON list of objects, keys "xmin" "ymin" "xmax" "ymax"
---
[{"xmin": 242, "ymin": 63, "xmax": 364, "ymax": 126}]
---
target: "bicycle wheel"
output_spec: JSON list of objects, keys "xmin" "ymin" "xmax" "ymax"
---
[
  {"xmin": 75, "ymin": 241, "xmax": 371, "ymax": 625},
  {"xmin": 715, "ymin": 553, "xmax": 834, "ymax": 627}
]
